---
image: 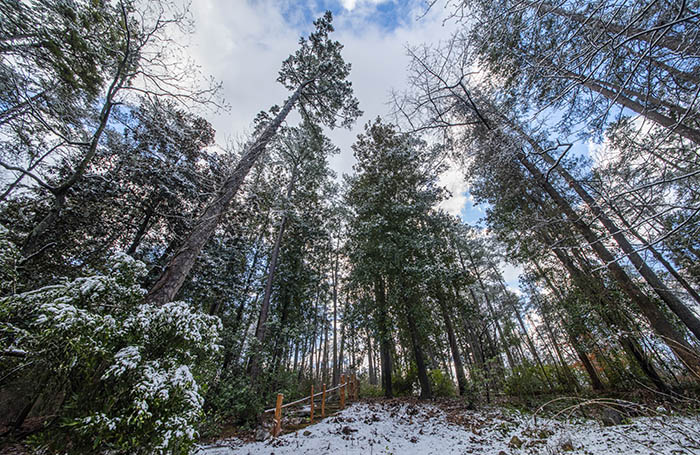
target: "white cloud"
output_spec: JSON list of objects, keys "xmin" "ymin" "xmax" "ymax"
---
[
  {"xmin": 340, "ymin": 0, "xmax": 390, "ymax": 11},
  {"xmin": 185, "ymin": 0, "xmax": 456, "ymax": 178},
  {"xmin": 500, "ymin": 262, "xmax": 524, "ymax": 289},
  {"xmin": 438, "ymin": 163, "xmax": 468, "ymax": 216}
]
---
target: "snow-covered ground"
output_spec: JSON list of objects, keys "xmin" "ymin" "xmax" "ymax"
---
[{"xmin": 197, "ymin": 400, "xmax": 700, "ymax": 455}]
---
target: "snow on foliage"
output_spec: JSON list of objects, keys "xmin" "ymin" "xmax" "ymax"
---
[
  {"xmin": 0, "ymin": 225, "xmax": 19, "ymax": 294},
  {"xmin": 0, "ymin": 250, "xmax": 222, "ymax": 454}
]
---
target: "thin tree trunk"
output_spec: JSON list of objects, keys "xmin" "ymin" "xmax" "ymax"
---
[
  {"xmin": 517, "ymin": 151, "xmax": 700, "ymax": 376},
  {"xmin": 435, "ymin": 283, "xmax": 468, "ymax": 395},
  {"xmin": 405, "ymin": 293, "xmax": 432, "ymax": 399},
  {"xmin": 512, "ymin": 300, "xmax": 554, "ymax": 389},
  {"xmin": 522, "ymin": 135, "xmax": 700, "ymax": 340},
  {"xmin": 127, "ymin": 199, "xmax": 161, "ymax": 256},
  {"xmin": 529, "ymin": 287, "xmax": 587, "ymax": 391},
  {"xmin": 247, "ymin": 166, "xmax": 299, "ymax": 380},
  {"xmin": 332, "ymin": 241, "xmax": 340, "ymax": 386},
  {"xmin": 609, "ymin": 202, "xmax": 700, "ymax": 306},
  {"xmin": 375, "ymin": 276, "xmax": 393, "ymax": 398},
  {"xmin": 367, "ymin": 333, "xmax": 377, "ymax": 385}
]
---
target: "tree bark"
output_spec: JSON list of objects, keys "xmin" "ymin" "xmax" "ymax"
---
[
  {"xmin": 332, "ymin": 243, "xmax": 339, "ymax": 386},
  {"xmin": 517, "ymin": 150, "xmax": 700, "ymax": 376},
  {"xmin": 367, "ymin": 333, "xmax": 377, "ymax": 385},
  {"xmin": 405, "ymin": 293, "xmax": 432, "ymax": 399},
  {"xmin": 374, "ymin": 276, "xmax": 393, "ymax": 398},
  {"xmin": 146, "ymin": 83, "xmax": 308, "ymax": 305},
  {"xmin": 247, "ymin": 168, "xmax": 296, "ymax": 381},
  {"xmin": 434, "ymin": 283, "xmax": 468, "ymax": 395},
  {"xmin": 519, "ymin": 133, "xmax": 700, "ymax": 341}
]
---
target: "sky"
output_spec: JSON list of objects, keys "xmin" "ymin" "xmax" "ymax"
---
[{"xmin": 185, "ymin": 0, "xmax": 523, "ymax": 288}]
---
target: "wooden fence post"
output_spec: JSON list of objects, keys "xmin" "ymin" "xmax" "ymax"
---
[
  {"xmin": 272, "ymin": 393, "xmax": 284, "ymax": 437},
  {"xmin": 321, "ymin": 383, "xmax": 326, "ymax": 418},
  {"xmin": 310, "ymin": 384, "xmax": 315, "ymax": 423},
  {"xmin": 340, "ymin": 374, "xmax": 346, "ymax": 409}
]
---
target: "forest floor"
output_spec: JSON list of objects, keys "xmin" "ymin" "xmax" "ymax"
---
[{"xmin": 197, "ymin": 398, "xmax": 700, "ymax": 455}]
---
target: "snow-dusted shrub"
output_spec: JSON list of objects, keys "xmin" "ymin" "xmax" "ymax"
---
[
  {"xmin": 0, "ymin": 225, "xmax": 19, "ymax": 294},
  {"xmin": 429, "ymin": 369, "xmax": 456, "ymax": 397},
  {"xmin": 0, "ymin": 253, "xmax": 221, "ymax": 454}
]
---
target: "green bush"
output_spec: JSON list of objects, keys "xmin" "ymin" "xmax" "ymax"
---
[
  {"xmin": 504, "ymin": 363, "xmax": 548, "ymax": 396},
  {"xmin": 392, "ymin": 365, "xmax": 417, "ymax": 396},
  {"xmin": 205, "ymin": 375, "xmax": 264, "ymax": 429},
  {"xmin": 360, "ymin": 382, "xmax": 383, "ymax": 398},
  {"xmin": 0, "ymin": 225, "xmax": 19, "ymax": 295},
  {"xmin": 429, "ymin": 369, "xmax": 456, "ymax": 397},
  {"xmin": 1, "ymin": 252, "xmax": 221, "ymax": 454}
]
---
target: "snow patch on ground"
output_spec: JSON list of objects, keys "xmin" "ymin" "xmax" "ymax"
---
[{"xmin": 197, "ymin": 401, "xmax": 700, "ymax": 455}]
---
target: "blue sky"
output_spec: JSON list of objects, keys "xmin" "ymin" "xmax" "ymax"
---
[{"xmin": 276, "ymin": 0, "xmax": 418, "ymax": 32}]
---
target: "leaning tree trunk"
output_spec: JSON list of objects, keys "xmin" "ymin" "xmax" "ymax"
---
[
  {"xmin": 529, "ymin": 1, "xmax": 700, "ymax": 56},
  {"xmin": 248, "ymin": 166, "xmax": 298, "ymax": 381},
  {"xmin": 607, "ymin": 202, "xmax": 700, "ymax": 306},
  {"xmin": 22, "ymin": 39, "xmax": 131, "ymax": 257},
  {"xmin": 557, "ymin": 70, "xmax": 700, "ymax": 145},
  {"xmin": 543, "ymin": 230, "xmax": 669, "ymax": 392},
  {"xmin": 146, "ymin": 83, "xmax": 307, "ymax": 305},
  {"xmin": 517, "ymin": 151, "xmax": 700, "ymax": 377},
  {"xmin": 434, "ymin": 283, "xmax": 468, "ymax": 395},
  {"xmin": 517, "ymin": 130, "xmax": 700, "ymax": 341},
  {"xmin": 465, "ymin": 251, "xmax": 517, "ymax": 369}
]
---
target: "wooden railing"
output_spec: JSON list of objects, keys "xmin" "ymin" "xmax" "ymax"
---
[{"xmin": 263, "ymin": 373, "xmax": 360, "ymax": 437}]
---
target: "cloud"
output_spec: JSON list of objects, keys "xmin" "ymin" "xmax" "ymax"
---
[
  {"xmin": 185, "ymin": 0, "xmax": 456, "ymax": 178},
  {"xmin": 340, "ymin": 0, "xmax": 389, "ymax": 11},
  {"xmin": 501, "ymin": 262, "xmax": 524, "ymax": 290},
  {"xmin": 438, "ymin": 163, "xmax": 468, "ymax": 216}
]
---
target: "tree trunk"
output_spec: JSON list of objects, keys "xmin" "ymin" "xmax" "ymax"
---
[
  {"xmin": 367, "ymin": 333, "xmax": 377, "ymax": 385},
  {"xmin": 465, "ymin": 251, "xmax": 517, "ymax": 369},
  {"xmin": 405, "ymin": 294, "xmax": 432, "ymax": 399},
  {"xmin": 517, "ymin": 150, "xmax": 700, "ymax": 376},
  {"xmin": 522, "ymin": 137, "xmax": 700, "ymax": 340},
  {"xmin": 533, "ymin": 1, "xmax": 700, "ymax": 56},
  {"xmin": 557, "ymin": 234, "xmax": 670, "ymax": 392},
  {"xmin": 374, "ymin": 276, "xmax": 393, "ymax": 398},
  {"xmin": 561, "ymin": 71, "xmax": 700, "ymax": 145},
  {"xmin": 332, "ymin": 241, "xmax": 340, "ymax": 386},
  {"xmin": 528, "ymin": 285, "xmax": 585, "ymax": 391},
  {"xmin": 434, "ymin": 283, "xmax": 468, "ymax": 395},
  {"xmin": 608, "ymin": 202, "xmax": 700, "ymax": 306},
  {"xmin": 21, "ymin": 48, "xmax": 129, "ymax": 257},
  {"xmin": 146, "ymin": 83, "xmax": 307, "ymax": 305},
  {"xmin": 247, "ymin": 165, "xmax": 299, "ymax": 381},
  {"xmin": 512, "ymin": 299, "xmax": 554, "ymax": 389},
  {"xmin": 127, "ymin": 199, "xmax": 161, "ymax": 256}
]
